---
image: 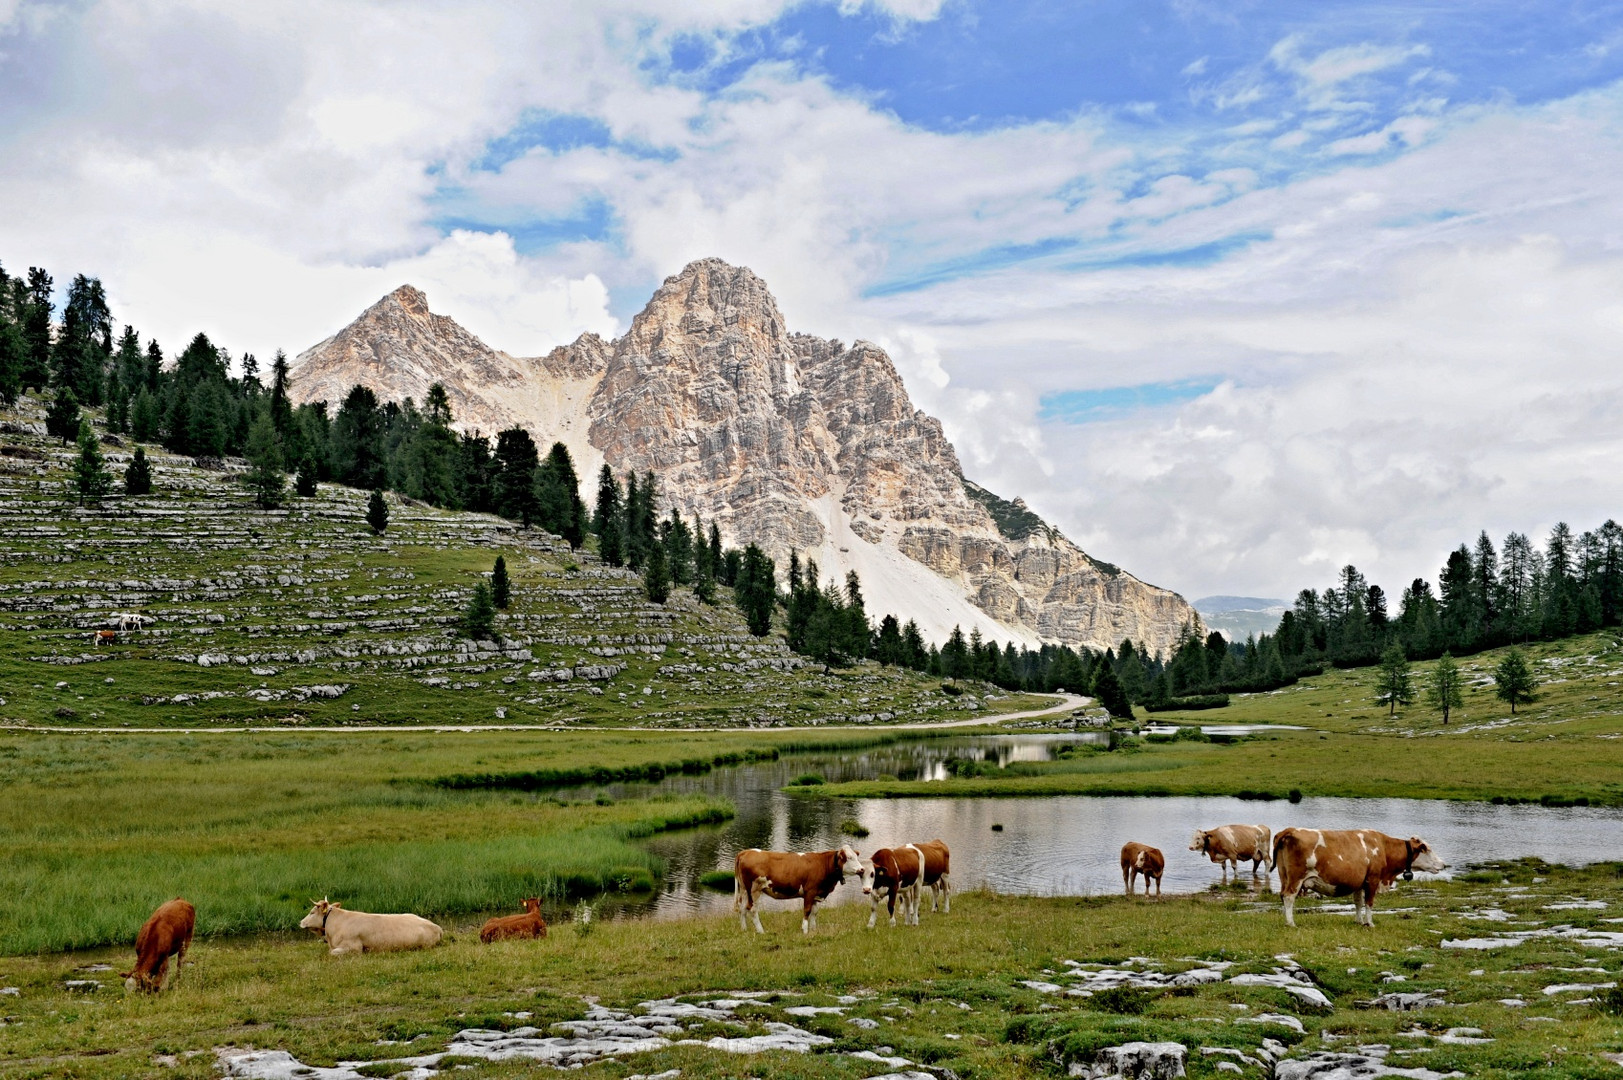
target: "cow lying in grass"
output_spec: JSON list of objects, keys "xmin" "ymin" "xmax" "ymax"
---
[
  {"xmin": 480, "ymin": 898, "xmax": 547, "ymax": 943},
  {"xmin": 123, "ymin": 897, "xmax": 194, "ymax": 992},
  {"xmin": 1273, "ymin": 828, "xmax": 1446, "ymax": 927},
  {"xmin": 299, "ymin": 898, "xmax": 442, "ymax": 954}
]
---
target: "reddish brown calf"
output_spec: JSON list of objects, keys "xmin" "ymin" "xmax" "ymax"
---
[
  {"xmin": 1120, "ymin": 842, "xmax": 1164, "ymax": 898},
  {"xmin": 480, "ymin": 898, "xmax": 548, "ymax": 943},
  {"xmin": 122, "ymin": 898, "xmax": 195, "ymax": 992}
]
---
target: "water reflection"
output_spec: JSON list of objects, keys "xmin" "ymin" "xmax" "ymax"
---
[{"xmin": 563, "ymin": 734, "xmax": 1623, "ymax": 923}]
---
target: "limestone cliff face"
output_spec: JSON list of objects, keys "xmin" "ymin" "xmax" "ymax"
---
[{"xmin": 292, "ymin": 259, "xmax": 1196, "ymax": 654}]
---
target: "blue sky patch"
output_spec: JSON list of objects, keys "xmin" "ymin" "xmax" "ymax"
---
[
  {"xmin": 430, "ymin": 197, "xmax": 618, "ymax": 256},
  {"xmin": 1039, "ymin": 379, "xmax": 1221, "ymax": 424}
]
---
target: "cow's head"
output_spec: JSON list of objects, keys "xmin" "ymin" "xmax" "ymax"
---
[
  {"xmin": 522, "ymin": 897, "xmax": 542, "ymax": 914},
  {"xmin": 299, "ymin": 898, "xmax": 338, "ymax": 935},
  {"xmin": 861, "ymin": 849, "xmax": 897, "ymax": 895},
  {"xmin": 121, "ymin": 968, "xmax": 155, "ymax": 993},
  {"xmin": 1405, "ymin": 838, "xmax": 1446, "ymax": 878},
  {"xmin": 837, "ymin": 845, "xmax": 865, "ymax": 887},
  {"xmin": 1189, "ymin": 830, "xmax": 1211, "ymax": 853}
]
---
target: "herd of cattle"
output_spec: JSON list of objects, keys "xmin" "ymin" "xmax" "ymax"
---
[{"xmin": 115, "ymin": 826, "xmax": 1443, "ymax": 992}]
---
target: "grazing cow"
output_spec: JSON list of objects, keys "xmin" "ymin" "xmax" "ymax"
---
[
  {"xmin": 1190, "ymin": 824, "xmax": 1272, "ymax": 883},
  {"xmin": 1120, "ymin": 842, "xmax": 1164, "ymax": 898},
  {"xmin": 733, "ymin": 846, "xmax": 864, "ymax": 934},
  {"xmin": 299, "ymin": 898, "xmax": 442, "ymax": 954},
  {"xmin": 93, "ymin": 630, "xmax": 117, "ymax": 647},
  {"xmin": 122, "ymin": 898, "xmax": 195, "ymax": 993},
  {"xmin": 480, "ymin": 898, "xmax": 548, "ymax": 943},
  {"xmin": 909, "ymin": 839, "xmax": 951, "ymax": 913},
  {"xmin": 861, "ymin": 846, "xmax": 923, "ymax": 929},
  {"xmin": 1272, "ymin": 828, "xmax": 1446, "ymax": 927}
]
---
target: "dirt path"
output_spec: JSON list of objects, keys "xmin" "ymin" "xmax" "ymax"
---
[{"xmin": 5, "ymin": 694, "xmax": 1088, "ymax": 735}]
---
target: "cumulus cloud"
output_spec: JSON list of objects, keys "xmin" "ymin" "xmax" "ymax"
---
[{"xmin": 3, "ymin": 0, "xmax": 1620, "ymax": 608}]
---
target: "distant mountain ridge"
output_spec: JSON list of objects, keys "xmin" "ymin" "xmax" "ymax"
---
[
  {"xmin": 1193, "ymin": 596, "xmax": 1287, "ymax": 640},
  {"xmin": 292, "ymin": 259, "xmax": 1196, "ymax": 654}
]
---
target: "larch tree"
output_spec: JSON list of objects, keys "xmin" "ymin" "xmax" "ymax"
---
[
  {"xmin": 1492, "ymin": 647, "xmax": 1538, "ymax": 714},
  {"xmin": 1424, "ymin": 651, "xmax": 1464, "ymax": 725},
  {"xmin": 72, "ymin": 418, "xmax": 112, "ymax": 507},
  {"xmin": 1373, "ymin": 641, "xmax": 1415, "ymax": 717}
]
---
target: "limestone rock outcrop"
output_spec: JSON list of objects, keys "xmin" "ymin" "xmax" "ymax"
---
[{"xmin": 293, "ymin": 259, "xmax": 1195, "ymax": 654}]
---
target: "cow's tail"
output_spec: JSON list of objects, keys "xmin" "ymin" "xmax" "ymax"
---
[{"xmin": 1271, "ymin": 830, "xmax": 1288, "ymax": 873}]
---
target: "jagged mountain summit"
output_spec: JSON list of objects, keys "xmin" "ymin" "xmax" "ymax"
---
[{"xmin": 293, "ymin": 259, "xmax": 1195, "ymax": 654}]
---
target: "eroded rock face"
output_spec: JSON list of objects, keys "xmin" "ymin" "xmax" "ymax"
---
[{"xmin": 292, "ymin": 259, "xmax": 1196, "ymax": 653}]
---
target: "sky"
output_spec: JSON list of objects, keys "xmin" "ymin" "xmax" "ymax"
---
[{"xmin": 4, "ymin": 0, "xmax": 1623, "ymax": 604}]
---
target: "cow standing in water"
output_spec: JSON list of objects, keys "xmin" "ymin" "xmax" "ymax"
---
[
  {"xmin": 1120, "ymin": 842, "xmax": 1164, "ymax": 898},
  {"xmin": 123, "ymin": 898, "xmax": 195, "ymax": 992},
  {"xmin": 908, "ymin": 839, "xmax": 951, "ymax": 913},
  {"xmin": 733, "ymin": 846, "xmax": 864, "ymax": 934},
  {"xmin": 1190, "ymin": 824, "xmax": 1272, "ymax": 883},
  {"xmin": 1273, "ymin": 828, "xmax": 1446, "ymax": 927}
]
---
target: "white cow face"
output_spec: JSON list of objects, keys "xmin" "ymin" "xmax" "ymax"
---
[
  {"xmin": 299, "ymin": 899, "xmax": 333, "ymax": 933},
  {"xmin": 1188, "ymin": 830, "xmax": 1210, "ymax": 852},
  {"xmin": 1409, "ymin": 839, "xmax": 1446, "ymax": 874},
  {"xmin": 838, "ymin": 845, "xmax": 865, "ymax": 884}
]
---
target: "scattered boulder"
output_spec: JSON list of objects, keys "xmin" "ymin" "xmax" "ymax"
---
[{"xmin": 1069, "ymin": 1041, "xmax": 1186, "ymax": 1079}]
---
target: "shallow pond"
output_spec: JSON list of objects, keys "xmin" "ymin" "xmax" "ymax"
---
[{"xmin": 563, "ymin": 733, "xmax": 1623, "ymax": 921}]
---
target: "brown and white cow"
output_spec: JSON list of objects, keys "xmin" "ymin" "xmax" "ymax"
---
[
  {"xmin": 93, "ymin": 630, "xmax": 117, "ymax": 647},
  {"xmin": 122, "ymin": 897, "xmax": 195, "ymax": 992},
  {"xmin": 299, "ymin": 899, "xmax": 443, "ymax": 954},
  {"xmin": 480, "ymin": 897, "xmax": 547, "ymax": 943},
  {"xmin": 1120, "ymin": 842, "xmax": 1164, "ymax": 898},
  {"xmin": 861, "ymin": 846, "xmax": 923, "ymax": 928},
  {"xmin": 1190, "ymin": 824, "xmax": 1272, "ymax": 883},
  {"xmin": 909, "ymin": 839, "xmax": 951, "ymax": 913},
  {"xmin": 733, "ymin": 846, "xmax": 864, "ymax": 934},
  {"xmin": 1272, "ymin": 828, "xmax": 1446, "ymax": 927}
]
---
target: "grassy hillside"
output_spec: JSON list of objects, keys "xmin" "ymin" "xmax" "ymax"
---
[
  {"xmin": 0, "ymin": 398, "xmax": 1044, "ymax": 729},
  {"xmin": 807, "ymin": 631, "xmax": 1623, "ymax": 804}
]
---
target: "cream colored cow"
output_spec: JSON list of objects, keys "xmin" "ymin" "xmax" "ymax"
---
[{"xmin": 299, "ymin": 899, "xmax": 442, "ymax": 954}]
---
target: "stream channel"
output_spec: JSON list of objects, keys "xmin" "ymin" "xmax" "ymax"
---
[{"xmin": 554, "ymin": 730, "xmax": 1623, "ymax": 921}]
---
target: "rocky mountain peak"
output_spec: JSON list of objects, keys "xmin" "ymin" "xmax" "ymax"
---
[{"xmin": 292, "ymin": 260, "xmax": 1197, "ymax": 654}]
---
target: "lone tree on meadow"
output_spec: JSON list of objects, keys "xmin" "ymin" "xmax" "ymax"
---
[
  {"xmin": 72, "ymin": 418, "xmax": 112, "ymax": 506},
  {"xmin": 123, "ymin": 445, "xmax": 152, "ymax": 497},
  {"xmin": 1373, "ymin": 641, "xmax": 1415, "ymax": 717},
  {"xmin": 1493, "ymin": 647, "xmax": 1538, "ymax": 714},
  {"xmin": 461, "ymin": 582, "xmax": 496, "ymax": 640},
  {"xmin": 1090, "ymin": 662, "xmax": 1134, "ymax": 720},
  {"xmin": 491, "ymin": 555, "xmax": 511, "ymax": 609},
  {"xmin": 46, "ymin": 387, "xmax": 82, "ymax": 444},
  {"xmin": 1424, "ymin": 651, "xmax": 1464, "ymax": 724},
  {"xmin": 366, "ymin": 488, "xmax": 389, "ymax": 535}
]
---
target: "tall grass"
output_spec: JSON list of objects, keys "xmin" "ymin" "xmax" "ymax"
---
[{"xmin": 1, "ymin": 797, "xmax": 730, "ymax": 955}]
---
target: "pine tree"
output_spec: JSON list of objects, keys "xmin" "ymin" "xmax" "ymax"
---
[
  {"xmin": 366, "ymin": 488, "xmax": 389, "ymax": 535},
  {"xmin": 295, "ymin": 458, "xmax": 318, "ymax": 497},
  {"xmin": 623, "ymin": 472, "xmax": 642, "ymax": 569},
  {"xmin": 46, "ymin": 387, "xmax": 82, "ymax": 444},
  {"xmin": 1091, "ymin": 662, "xmax": 1134, "ymax": 719},
  {"xmin": 130, "ymin": 388, "xmax": 160, "ymax": 441},
  {"xmin": 1373, "ymin": 641, "xmax": 1415, "ymax": 717},
  {"xmin": 491, "ymin": 555, "xmax": 511, "ymax": 609},
  {"xmin": 269, "ymin": 351, "xmax": 294, "ymax": 436},
  {"xmin": 1492, "ymin": 647, "xmax": 1538, "ymax": 714},
  {"xmin": 123, "ymin": 445, "xmax": 152, "ymax": 496},
  {"xmin": 1425, "ymin": 651, "xmax": 1464, "ymax": 725},
  {"xmin": 875, "ymin": 614, "xmax": 903, "ymax": 666},
  {"xmin": 643, "ymin": 540, "xmax": 671, "ymax": 604},
  {"xmin": 902, "ymin": 620, "xmax": 927, "ymax": 671},
  {"xmin": 693, "ymin": 531, "xmax": 717, "ymax": 604},
  {"xmin": 243, "ymin": 414, "xmax": 285, "ymax": 509},
  {"xmin": 20, "ymin": 267, "xmax": 54, "ymax": 391},
  {"xmin": 461, "ymin": 582, "xmax": 497, "ymax": 640},
  {"xmin": 736, "ymin": 544, "xmax": 775, "ymax": 636},
  {"xmin": 72, "ymin": 419, "xmax": 112, "ymax": 506}
]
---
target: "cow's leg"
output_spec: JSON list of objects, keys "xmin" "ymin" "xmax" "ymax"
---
[
  {"xmin": 1282, "ymin": 885, "xmax": 1299, "ymax": 927},
  {"xmin": 1154, "ymin": 874, "xmax": 1162, "ymax": 899},
  {"xmin": 939, "ymin": 874, "xmax": 950, "ymax": 913},
  {"xmin": 867, "ymin": 889, "xmax": 881, "ymax": 931},
  {"xmin": 1124, "ymin": 866, "xmax": 1134, "ymax": 896},
  {"xmin": 908, "ymin": 883, "xmax": 922, "ymax": 926},
  {"xmin": 802, "ymin": 896, "xmax": 815, "ymax": 935},
  {"xmin": 1361, "ymin": 883, "xmax": 1378, "ymax": 927},
  {"xmin": 749, "ymin": 880, "xmax": 767, "ymax": 934}
]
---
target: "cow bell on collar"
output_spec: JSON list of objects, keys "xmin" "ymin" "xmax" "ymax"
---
[{"xmin": 1402, "ymin": 869, "xmax": 1415, "ymax": 881}]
